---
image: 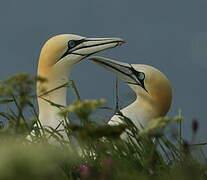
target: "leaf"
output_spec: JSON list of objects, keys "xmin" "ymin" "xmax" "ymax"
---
[{"xmin": 0, "ymin": 99, "xmax": 14, "ymax": 104}]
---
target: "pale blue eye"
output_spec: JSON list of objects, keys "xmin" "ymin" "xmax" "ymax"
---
[
  {"xmin": 138, "ymin": 72, "xmax": 145, "ymax": 81},
  {"xmin": 68, "ymin": 40, "xmax": 76, "ymax": 49}
]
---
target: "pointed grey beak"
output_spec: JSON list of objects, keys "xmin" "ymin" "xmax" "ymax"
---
[
  {"xmin": 60, "ymin": 38, "xmax": 125, "ymax": 60},
  {"xmin": 68, "ymin": 38, "xmax": 125, "ymax": 57},
  {"xmin": 89, "ymin": 56, "xmax": 147, "ymax": 91}
]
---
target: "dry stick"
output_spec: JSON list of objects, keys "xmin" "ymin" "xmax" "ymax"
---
[
  {"xmin": 179, "ymin": 120, "xmax": 181, "ymax": 150},
  {"xmin": 190, "ymin": 142, "xmax": 207, "ymax": 147},
  {"xmin": 38, "ymin": 80, "xmax": 80, "ymax": 103},
  {"xmin": 39, "ymin": 97, "xmax": 65, "ymax": 108},
  {"xmin": 47, "ymin": 120, "xmax": 64, "ymax": 140},
  {"xmin": 70, "ymin": 80, "xmax": 81, "ymax": 101},
  {"xmin": 38, "ymin": 82, "xmax": 71, "ymax": 98},
  {"xmin": 30, "ymin": 107, "xmax": 46, "ymax": 138},
  {"xmin": 37, "ymin": 81, "xmax": 74, "ymax": 139},
  {"xmin": 178, "ymin": 109, "xmax": 182, "ymax": 157},
  {"xmin": 115, "ymin": 77, "xmax": 119, "ymax": 113}
]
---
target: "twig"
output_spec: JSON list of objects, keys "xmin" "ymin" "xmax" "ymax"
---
[
  {"xmin": 115, "ymin": 77, "xmax": 119, "ymax": 113},
  {"xmin": 38, "ymin": 82, "xmax": 71, "ymax": 97},
  {"xmin": 70, "ymin": 80, "xmax": 81, "ymax": 100},
  {"xmin": 190, "ymin": 142, "xmax": 207, "ymax": 147}
]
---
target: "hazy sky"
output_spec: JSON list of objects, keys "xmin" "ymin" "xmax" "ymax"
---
[{"xmin": 0, "ymin": 0, "xmax": 207, "ymax": 142}]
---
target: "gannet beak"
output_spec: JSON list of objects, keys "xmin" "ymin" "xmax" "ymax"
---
[
  {"xmin": 61, "ymin": 38, "xmax": 125, "ymax": 59},
  {"xmin": 89, "ymin": 56, "xmax": 147, "ymax": 91}
]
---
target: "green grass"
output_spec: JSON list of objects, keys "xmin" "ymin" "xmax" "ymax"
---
[{"xmin": 0, "ymin": 73, "xmax": 206, "ymax": 180}]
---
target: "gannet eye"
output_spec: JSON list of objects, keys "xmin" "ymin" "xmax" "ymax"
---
[
  {"xmin": 68, "ymin": 40, "xmax": 76, "ymax": 49},
  {"xmin": 138, "ymin": 72, "xmax": 145, "ymax": 81}
]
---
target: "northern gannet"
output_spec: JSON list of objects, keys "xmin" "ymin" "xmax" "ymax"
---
[
  {"xmin": 89, "ymin": 56, "xmax": 172, "ymax": 130},
  {"xmin": 37, "ymin": 34, "xmax": 124, "ymax": 135}
]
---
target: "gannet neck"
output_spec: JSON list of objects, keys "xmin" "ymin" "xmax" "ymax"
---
[
  {"xmin": 37, "ymin": 67, "xmax": 71, "ymax": 129},
  {"xmin": 110, "ymin": 95, "xmax": 159, "ymax": 129}
]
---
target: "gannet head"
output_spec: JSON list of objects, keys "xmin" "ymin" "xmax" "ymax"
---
[
  {"xmin": 89, "ymin": 56, "xmax": 172, "ymax": 116},
  {"xmin": 37, "ymin": 35, "xmax": 124, "ymax": 129},
  {"xmin": 38, "ymin": 34, "xmax": 124, "ymax": 78}
]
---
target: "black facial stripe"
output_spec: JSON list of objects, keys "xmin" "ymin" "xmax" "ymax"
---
[
  {"xmin": 72, "ymin": 39, "xmax": 86, "ymax": 45},
  {"xmin": 61, "ymin": 46, "xmax": 115, "ymax": 63},
  {"xmin": 94, "ymin": 60, "xmax": 148, "ymax": 92},
  {"xmin": 93, "ymin": 59, "xmax": 145, "ymax": 81},
  {"xmin": 69, "ymin": 52, "xmax": 87, "ymax": 56},
  {"xmin": 67, "ymin": 46, "xmax": 119, "ymax": 64},
  {"xmin": 126, "ymin": 81, "xmax": 148, "ymax": 93},
  {"xmin": 129, "ymin": 65, "xmax": 144, "ymax": 80},
  {"xmin": 59, "ymin": 38, "xmax": 86, "ymax": 59},
  {"xmin": 95, "ymin": 60, "xmax": 139, "ymax": 84},
  {"xmin": 83, "ymin": 38, "xmax": 119, "ymax": 42},
  {"xmin": 59, "ymin": 40, "xmax": 120, "ymax": 60},
  {"xmin": 99, "ymin": 59, "xmax": 132, "ymax": 69},
  {"xmin": 68, "ymin": 39, "xmax": 86, "ymax": 49},
  {"xmin": 60, "ymin": 50, "xmax": 69, "ymax": 60},
  {"xmin": 80, "ymin": 45, "xmax": 118, "ymax": 59},
  {"xmin": 129, "ymin": 64, "xmax": 147, "ymax": 91},
  {"xmin": 70, "ymin": 40, "xmax": 120, "ymax": 52},
  {"xmin": 127, "ymin": 81, "xmax": 141, "ymax": 86}
]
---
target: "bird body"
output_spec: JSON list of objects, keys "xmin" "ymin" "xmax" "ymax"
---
[
  {"xmin": 36, "ymin": 34, "xmax": 124, "ymax": 136},
  {"xmin": 89, "ymin": 56, "xmax": 172, "ymax": 130}
]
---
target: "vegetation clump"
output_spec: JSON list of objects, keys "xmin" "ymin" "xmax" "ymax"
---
[{"xmin": 0, "ymin": 73, "xmax": 206, "ymax": 180}]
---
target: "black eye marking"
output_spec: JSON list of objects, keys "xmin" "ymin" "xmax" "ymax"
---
[
  {"xmin": 68, "ymin": 39, "xmax": 85, "ymax": 49},
  {"xmin": 137, "ymin": 72, "xmax": 145, "ymax": 81},
  {"xmin": 59, "ymin": 39, "xmax": 86, "ymax": 60},
  {"xmin": 134, "ymin": 71, "xmax": 145, "ymax": 86},
  {"xmin": 68, "ymin": 40, "xmax": 76, "ymax": 49},
  {"xmin": 129, "ymin": 64, "xmax": 147, "ymax": 92},
  {"xmin": 129, "ymin": 65, "xmax": 145, "ymax": 82}
]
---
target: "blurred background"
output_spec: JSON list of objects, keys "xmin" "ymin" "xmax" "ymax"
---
[{"xmin": 0, "ymin": 0, "xmax": 206, "ymax": 142}]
